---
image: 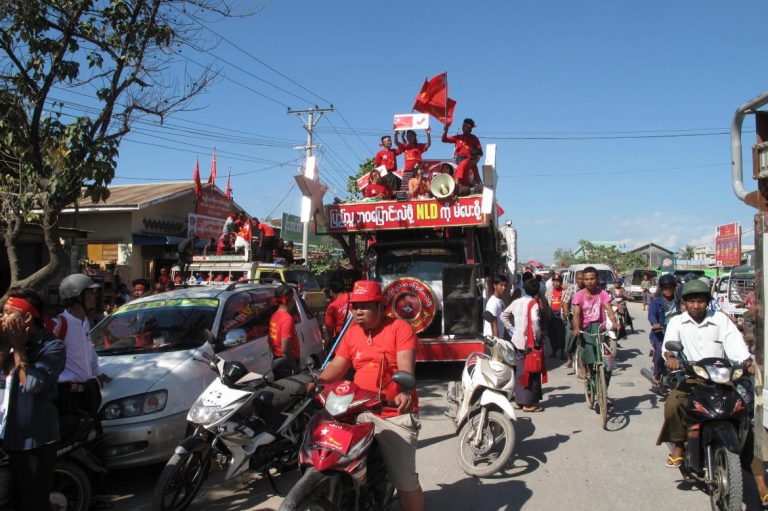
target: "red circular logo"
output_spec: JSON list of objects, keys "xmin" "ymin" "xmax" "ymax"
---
[{"xmin": 383, "ymin": 278, "xmax": 437, "ymax": 334}]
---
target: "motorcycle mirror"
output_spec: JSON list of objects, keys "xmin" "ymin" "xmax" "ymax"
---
[
  {"xmin": 482, "ymin": 311, "xmax": 496, "ymax": 323},
  {"xmin": 666, "ymin": 341, "xmax": 683, "ymax": 352},
  {"xmin": 392, "ymin": 371, "xmax": 416, "ymax": 391}
]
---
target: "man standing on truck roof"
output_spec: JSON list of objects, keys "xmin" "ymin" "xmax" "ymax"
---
[
  {"xmin": 442, "ymin": 118, "xmax": 482, "ymax": 164},
  {"xmin": 375, "ymin": 134, "xmax": 403, "ymax": 194}
]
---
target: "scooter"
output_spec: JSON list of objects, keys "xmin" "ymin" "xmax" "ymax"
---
[
  {"xmin": 278, "ymin": 371, "xmax": 416, "ymax": 511},
  {"xmin": 153, "ymin": 350, "xmax": 315, "ymax": 511},
  {"xmin": 612, "ymin": 295, "xmax": 633, "ymax": 335},
  {"xmin": 446, "ymin": 333, "xmax": 517, "ymax": 477},
  {"xmin": 50, "ymin": 412, "xmax": 108, "ymax": 511},
  {"xmin": 664, "ymin": 341, "xmax": 750, "ymax": 511}
]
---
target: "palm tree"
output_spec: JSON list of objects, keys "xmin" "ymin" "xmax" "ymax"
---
[{"xmin": 677, "ymin": 244, "xmax": 696, "ymax": 260}]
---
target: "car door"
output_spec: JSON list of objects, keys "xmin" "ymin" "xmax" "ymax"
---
[
  {"xmin": 215, "ymin": 289, "xmax": 273, "ymax": 375},
  {"xmin": 291, "ymin": 293, "xmax": 324, "ymax": 365}
]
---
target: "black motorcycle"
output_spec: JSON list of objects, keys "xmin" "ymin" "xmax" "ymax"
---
[
  {"xmin": 665, "ymin": 341, "xmax": 750, "ymax": 511},
  {"xmin": 50, "ymin": 411, "xmax": 108, "ymax": 511}
]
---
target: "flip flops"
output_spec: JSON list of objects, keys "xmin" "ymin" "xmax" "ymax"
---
[
  {"xmin": 665, "ymin": 455, "xmax": 683, "ymax": 468},
  {"xmin": 522, "ymin": 406, "xmax": 545, "ymax": 413}
]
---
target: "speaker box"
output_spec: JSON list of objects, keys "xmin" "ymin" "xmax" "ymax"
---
[
  {"xmin": 442, "ymin": 265, "xmax": 476, "ymax": 300},
  {"xmin": 443, "ymin": 297, "xmax": 480, "ymax": 335}
]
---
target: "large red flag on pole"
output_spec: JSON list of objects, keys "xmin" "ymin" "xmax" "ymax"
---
[
  {"xmin": 225, "ymin": 168, "xmax": 231, "ymax": 200},
  {"xmin": 412, "ymin": 72, "xmax": 456, "ymax": 125},
  {"xmin": 193, "ymin": 159, "xmax": 202, "ymax": 199},
  {"xmin": 208, "ymin": 149, "xmax": 217, "ymax": 184}
]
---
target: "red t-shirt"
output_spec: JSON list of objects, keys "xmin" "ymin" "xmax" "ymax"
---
[
  {"xmin": 442, "ymin": 133, "xmax": 482, "ymax": 159},
  {"xmin": 396, "ymin": 142, "xmax": 428, "ymax": 171},
  {"xmin": 374, "ymin": 147, "xmax": 401, "ymax": 171},
  {"xmin": 364, "ymin": 183, "xmax": 392, "ymax": 199},
  {"xmin": 259, "ymin": 223, "xmax": 275, "ymax": 237},
  {"xmin": 550, "ymin": 288, "xmax": 563, "ymax": 313},
  {"xmin": 269, "ymin": 309, "xmax": 300, "ymax": 361},
  {"xmin": 336, "ymin": 318, "xmax": 418, "ymax": 418},
  {"xmin": 324, "ymin": 292, "xmax": 350, "ymax": 336}
]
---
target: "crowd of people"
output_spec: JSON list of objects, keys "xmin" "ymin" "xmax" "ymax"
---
[{"xmin": 365, "ymin": 118, "xmax": 484, "ymax": 201}]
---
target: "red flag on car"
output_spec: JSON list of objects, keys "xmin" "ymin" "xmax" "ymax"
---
[
  {"xmin": 193, "ymin": 159, "xmax": 202, "ymax": 199},
  {"xmin": 208, "ymin": 149, "xmax": 217, "ymax": 184},
  {"xmin": 412, "ymin": 72, "xmax": 456, "ymax": 125},
  {"xmin": 225, "ymin": 168, "xmax": 231, "ymax": 200}
]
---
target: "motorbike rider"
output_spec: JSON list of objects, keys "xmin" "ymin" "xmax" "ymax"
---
[
  {"xmin": 647, "ymin": 274, "xmax": 680, "ymax": 388},
  {"xmin": 53, "ymin": 274, "xmax": 112, "ymax": 436},
  {"xmin": 268, "ymin": 284, "xmax": 300, "ymax": 378},
  {"xmin": 656, "ymin": 279, "xmax": 753, "ymax": 468},
  {"xmin": 313, "ymin": 280, "xmax": 423, "ymax": 511}
]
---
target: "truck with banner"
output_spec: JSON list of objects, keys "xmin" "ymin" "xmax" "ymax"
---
[{"xmin": 316, "ymin": 145, "xmax": 505, "ymax": 361}]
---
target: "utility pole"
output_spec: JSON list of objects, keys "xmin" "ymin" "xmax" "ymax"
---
[{"xmin": 288, "ymin": 106, "xmax": 334, "ymax": 261}]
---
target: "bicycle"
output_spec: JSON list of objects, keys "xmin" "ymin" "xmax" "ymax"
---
[{"xmin": 580, "ymin": 327, "xmax": 614, "ymax": 429}]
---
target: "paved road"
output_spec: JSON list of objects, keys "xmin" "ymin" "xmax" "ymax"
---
[{"xmin": 103, "ymin": 302, "xmax": 762, "ymax": 510}]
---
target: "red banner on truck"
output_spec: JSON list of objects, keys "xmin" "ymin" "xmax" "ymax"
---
[
  {"xmin": 715, "ymin": 222, "xmax": 741, "ymax": 267},
  {"xmin": 319, "ymin": 196, "xmax": 487, "ymax": 233}
]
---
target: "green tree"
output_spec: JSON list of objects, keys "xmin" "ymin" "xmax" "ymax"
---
[
  {"xmin": 677, "ymin": 244, "xmax": 696, "ymax": 260},
  {"xmin": 0, "ymin": 0, "xmax": 249, "ymax": 293},
  {"xmin": 346, "ymin": 158, "xmax": 375, "ymax": 201},
  {"xmin": 575, "ymin": 240, "xmax": 646, "ymax": 272},
  {"xmin": 553, "ymin": 248, "xmax": 576, "ymax": 267}
]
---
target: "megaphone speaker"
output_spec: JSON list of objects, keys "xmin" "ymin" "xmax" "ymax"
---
[{"xmin": 430, "ymin": 174, "xmax": 456, "ymax": 199}]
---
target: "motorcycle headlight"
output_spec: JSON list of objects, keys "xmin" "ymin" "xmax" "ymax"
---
[
  {"xmin": 325, "ymin": 392, "xmax": 354, "ymax": 417},
  {"xmin": 693, "ymin": 366, "xmax": 710, "ymax": 381},
  {"xmin": 101, "ymin": 390, "xmax": 168, "ymax": 420},
  {"xmin": 705, "ymin": 365, "xmax": 732, "ymax": 384},
  {"xmin": 189, "ymin": 396, "xmax": 247, "ymax": 425}
]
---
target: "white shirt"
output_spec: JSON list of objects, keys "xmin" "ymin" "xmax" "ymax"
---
[
  {"xmin": 663, "ymin": 310, "xmax": 750, "ymax": 363},
  {"xmin": 500, "ymin": 296, "xmax": 540, "ymax": 351},
  {"xmin": 484, "ymin": 295, "xmax": 507, "ymax": 338},
  {"xmin": 56, "ymin": 310, "xmax": 100, "ymax": 383}
]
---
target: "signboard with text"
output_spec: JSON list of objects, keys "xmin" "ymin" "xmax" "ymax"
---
[
  {"xmin": 196, "ymin": 185, "xmax": 232, "ymax": 219},
  {"xmin": 281, "ymin": 212, "xmax": 323, "ymax": 246},
  {"xmin": 188, "ymin": 213, "xmax": 225, "ymax": 242},
  {"xmin": 394, "ymin": 113, "xmax": 429, "ymax": 131},
  {"xmin": 715, "ymin": 222, "xmax": 741, "ymax": 267},
  {"xmin": 319, "ymin": 196, "xmax": 488, "ymax": 233}
]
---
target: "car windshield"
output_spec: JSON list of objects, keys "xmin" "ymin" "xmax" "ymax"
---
[
  {"xmin": 92, "ymin": 298, "xmax": 218, "ymax": 355},
  {"xmin": 375, "ymin": 246, "xmax": 463, "ymax": 281},
  {"xmin": 284, "ymin": 270, "xmax": 321, "ymax": 291}
]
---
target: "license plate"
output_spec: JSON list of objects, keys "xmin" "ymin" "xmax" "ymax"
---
[{"xmin": 311, "ymin": 424, "xmax": 354, "ymax": 454}]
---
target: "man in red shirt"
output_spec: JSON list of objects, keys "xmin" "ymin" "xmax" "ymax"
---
[
  {"xmin": 363, "ymin": 170, "xmax": 392, "ymax": 200},
  {"xmin": 268, "ymin": 285, "xmax": 300, "ymax": 376},
  {"xmin": 442, "ymin": 118, "xmax": 482, "ymax": 163},
  {"xmin": 315, "ymin": 280, "xmax": 423, "ymax": 511},
  {"xmin": 374, "ymin": 134, "xmax": 403, "ymax": 194},
  {"xmin": 323, "ymin": 278, "xmax": 351, "ymax": 346},
  {"xmin": 257, "ymin": 219, "xmax": 277, "ymax": 262}
]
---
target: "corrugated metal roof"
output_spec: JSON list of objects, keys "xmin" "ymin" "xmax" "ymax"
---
[{"xmin": 77, "ymin": 182, "xmax": 194, "ymax": 209}]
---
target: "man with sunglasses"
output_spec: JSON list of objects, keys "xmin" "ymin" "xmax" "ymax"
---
[{"xmin": 314, "ymin": 280, "xmax": 423, "ymax": 511}]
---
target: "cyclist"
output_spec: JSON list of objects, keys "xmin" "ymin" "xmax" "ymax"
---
[
  {"xmin": 572, "ymin": 267, "xmax": 619, "ymax": 391},
  {"xmin": 647, "ymin": 274, "xmax": 680, "ymax": 388}
]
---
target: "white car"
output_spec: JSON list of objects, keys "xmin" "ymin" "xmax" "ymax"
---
[{"xmin": 92, "ymin": 282, "xmax": 324, "ymax": 469}]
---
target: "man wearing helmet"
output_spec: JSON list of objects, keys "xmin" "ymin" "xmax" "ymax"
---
[
  {"xmin": 657, "ymin": 279, "xmax": 753, "ymax": 468},
  {"xmin": 647, "ymin": 274, "xmax": 680, "ymax": 388},
  {"xmin": 54, "ymin": 274, "xmax": 112, "ymax": 434}
]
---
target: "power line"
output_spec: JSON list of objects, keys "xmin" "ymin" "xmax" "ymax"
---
[{"xmin": 498, "ymin": 162, "xmax": 726, "ymax": 178}]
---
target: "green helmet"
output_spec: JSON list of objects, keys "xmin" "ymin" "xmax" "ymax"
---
[{"xmin": 681, "ymin": 279, "xmax": 711, "ymax": 300}]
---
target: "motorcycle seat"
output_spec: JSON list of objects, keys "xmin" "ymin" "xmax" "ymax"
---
[{"xmin": 256, "ymin": 373, "xmax": 313, "ymax": 412}]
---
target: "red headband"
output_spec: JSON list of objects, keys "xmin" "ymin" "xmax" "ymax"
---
[{"xmin": 5, "ymin": 297, "xmax": 40, "ymax": 318}]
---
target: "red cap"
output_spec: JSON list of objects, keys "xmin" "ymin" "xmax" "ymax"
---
[{"xmin": 349, "ymin": 280, "xmax": 386, "ymax": 303}]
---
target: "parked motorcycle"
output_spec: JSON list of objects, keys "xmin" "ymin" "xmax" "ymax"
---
[
  {"xmin": 50, "ymin": 412, "xmax": 108, "ymax": 511},
  {"xmin": 665, "ymin": 341, "xmax": 750, "ymax": 511},
  {"xmin": 152, "ymin": 352, "xmax": 315, "ymax": 511},
  {"xmin": 445, "ymin": 334, "xmax": 517, "ymax": 477},
  {"xmin": 278, "ymin": 371, "xmax": 417, "ymax": 511}
]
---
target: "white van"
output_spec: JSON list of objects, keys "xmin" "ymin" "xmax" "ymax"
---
[
  {"xmin": 565, "ymin": 263, "xmax": 616, "ymax": 288},
  {"xmin": 92, "ymin": 282, "xmax": 324, "ymax": 469}
]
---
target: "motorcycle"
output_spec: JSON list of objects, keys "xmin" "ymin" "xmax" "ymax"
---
[
  {"xmin": 278, "ymin": 371, "xmax": 416, "ymax": 511},
  {"xmin": 152, "ymin": 352, "xmax": 315, "ymax": 511},
  {"xmin": 665, "ymin": 341, "xmax": 750, "ymax": 511},
  {"xmin": 446, "ymin": 333, "xmax": 517, "ymax": 477},
  {"xmin": 50, "ymin": 412, "xmax": 108, "ymax": 511},
  {"xmin": 640, "ymin": 326, "xmax": 681, "ymax": 397},
  {"xmin": 610, "ymin": 295, "xmax": 633, "ymax": 338}
]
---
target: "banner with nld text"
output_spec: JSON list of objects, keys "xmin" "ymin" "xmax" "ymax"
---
[{"xmin": 319, "ymin": 196, "xmax": 488, "ymax": 233}]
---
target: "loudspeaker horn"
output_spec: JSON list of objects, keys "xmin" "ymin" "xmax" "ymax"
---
[{"xmin": 430, "ymin": 173, "xmax": 456, "ymax": 199}]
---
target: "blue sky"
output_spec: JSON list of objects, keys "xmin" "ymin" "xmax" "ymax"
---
[{"xmin": 107, "ymin": 1, "xmax": 768, "ymax": 263}]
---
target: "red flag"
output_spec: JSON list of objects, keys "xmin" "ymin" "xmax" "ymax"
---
[
  {"xmin": 225, "ymin": 168, "xmax": 231, "ymax": 200},
  {"xmin": 193, "ymin": 159, "xmax": 202, "ymax": 199},
  {"xmin": 208, "ymin": 149, "xmax": 217, "ymax": 184},
  {"xmin": 412, "ymin": 72, "xmax": 456, "ymax": 125},
  {"xmin": 496, "ymin": 203, "xmax": 505, "ymax": 217}
]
